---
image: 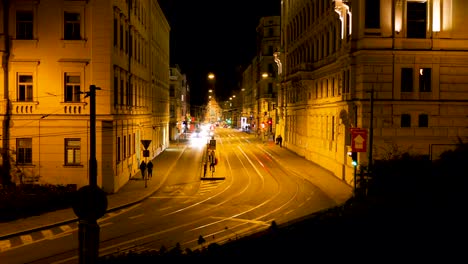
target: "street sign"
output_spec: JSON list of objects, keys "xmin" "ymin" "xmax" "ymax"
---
[
  {"xmin": 209, "ymin": 139, "xmax": 216, "ymax": 150},
  {"xmin": 351, "ymin": 128, "xmax": 367, "ymax": 152},
  {"xmin": 141, "ymin": 140, "xmax": 151, "ymax": 150}
]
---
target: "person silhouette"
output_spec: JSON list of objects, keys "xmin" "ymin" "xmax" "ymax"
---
[
  {"xmin": 147, "ymin": 161, "xmax": 153, "ymax": 178},
  {"xmin": 140, "ymin": 160, "xmax": 147, "ymax": 180}
]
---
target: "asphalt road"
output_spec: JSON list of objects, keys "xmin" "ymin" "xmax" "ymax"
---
[{"xmin": 0, "ymin": 128, "xmax": 351, "ymax": 263}]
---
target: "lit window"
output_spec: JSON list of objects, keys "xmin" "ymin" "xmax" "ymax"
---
[
  {"xmin": 18, "ymin": 74, "xmax": 33, "ymax": 102},
  {"xmin": 65, "ymin": 138, "xmax": 81, "ymax": 165},
  {"xmin": 64, "ymin": 73, "xmax": 81, "ymax": 102},
  {"xmin": 17, "ymin": 138, "xmax": 32, "ymax": 164},
  {"xmin": 16, "ymin": 11, "xmax": 33, "ymax": 39},
  {"xmin": 64, "ymin": 12, "xmax": 81, "ymax": 40},
  {"xmin": 419, "ymin": 68, "xmax": 431, "ymax": 92}
]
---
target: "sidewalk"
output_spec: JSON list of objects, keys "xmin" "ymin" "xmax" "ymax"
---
[
  {"xmin": 0, "ymin": 135, "xmax": 352, "ymax": 240},
  {"xmin": 0, "ymin": 141, "xmax": 188, "ymax": 239}
]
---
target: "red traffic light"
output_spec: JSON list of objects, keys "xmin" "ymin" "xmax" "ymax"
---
[{"xmin": 268, "ymin": 118, "xmax": 272, "ymax": 124}]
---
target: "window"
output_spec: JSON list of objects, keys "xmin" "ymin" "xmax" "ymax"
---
[
  {"xmin": 117, "ymin": 137, "xmax": 121, "ymax": 162},
  {"xmin": 401, "ymin": 114, "xmax": 411, "ymax": 127},
  {"xmin": 365, "ymin": 0, "xmax": 380, "ymax": 29},
  {"xmin": 18, "ymin": 74, "xmax": 33, "ymax": 101},
  {"xmin": 65, "ymin": 138, "xmax": 81, "ymax": 165},
  {"xmin": 64, "ymin": 12, "xmax": 81, "ymax": 40},
  {"xmin": 401, "ymin": 68, "xmax": 413, "ymax": 92},
  {"xmin": 419, "ymin": 114, "xmax": 428, "ymax": 127},
  {"xmin": 64, "ymin": 73, "xmax": 81, "ymax": 102},
  {"xmin": 113, "ymin": 18, "xmax": 118, "ymax": 46},
  {"xmin": 407, "ymin": 1, "xmax": 427, "ymax": 38},
  {"xmin": 17, "ymin": 138, "xmax": 32, "ymax": 164},
  {"xmin": 16, "ymin": 11, "xmax": 33, "ymax": 39},
  {"xmin": 123, "ymin": 136, "xmax": 127, "ymax": 158},
  {"xmin": 419, "ymin": 68, "xmax": 431, "ymax": 92},
  {"xmin": 169, "ymin": 85, "xmax": 175, "ymax": 97}
]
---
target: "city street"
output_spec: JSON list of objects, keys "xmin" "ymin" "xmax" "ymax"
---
[{"xmin": 0, "ymin": 128, "xmax": 352, "ymax": 263}]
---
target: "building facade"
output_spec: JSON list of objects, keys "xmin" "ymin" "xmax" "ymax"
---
[
  {"xmin": 278, "ymin": 0, "xmax": 468, "ymax": 185},
  {"xmin": 240, "ymin": 16, "xmax": 281, "ymax": 136},
  {"xmin": 0, "ymin": 0, "xmax": 170, "ymax": 193},
  {"xmin": 169, "ymin": 65, "xmax": 190, "ymax": 140}
]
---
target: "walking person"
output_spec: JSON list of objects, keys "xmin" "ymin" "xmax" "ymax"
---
[
  {"xmin": 208, "ymin": 149, "xmax": 216, "ymax": 176},
  {"xmin": 139, "ymin": 160, "xmax": 147, "ymax": 180},
  {"xmin": 276, "ymin": 135, "xmax": 283, "ymax": 147},
  {"xmin": 147, "ymin": 160, "xmax": 153, "ymax": 179}
]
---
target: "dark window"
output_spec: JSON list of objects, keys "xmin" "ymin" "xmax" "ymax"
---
[
  {"xmin": 64, "ymin": 12, "xmax": 81, "ymax": 40},
  {"xmin": 268, "ymin": 83, "xmax": 273, "ymax": 95},
  {"xmin": 114, "ymin": 76, "xmax": 118, "ymax": 105},
  {"xmin": 419, "ymin": 68, "xmax": 431, "ymax": 92},
  {"xmin": 401, "ymin": 114, "xmax": 411, "ymax": 127},
  {"xmin": 113, "ymin": 18, "xmax": 118, "ymax": 46},
  {"xmin": 65, "ymin": 138, "xmax": 81, "ymax": 165},
  {"xmin": 17, "ymin": 138, "xmax": 32, "ymax": 164},
  {"xmin": 365, "ymin": 0, "xmax": 380, "ymax": 29},
  {"xmin": 407, "ymin": 2, "xmax": 427, "ymax": 38},
  {"xmin": 120, "ymin": 24, "xmax": 124, "ymax": 50},
  {"xmin": 419, "ymin": 114, "xmax": 428, "ymax": 127},
  {"xmin": 120, "ymin": 79, "xmax": 124, "ymax": 105},
  {"xmin": 169, "ymin": 85, "xmax": 175, "ymax": 97},
  {"xmin": 16, "ymin": 11, "xmax": 33, "ymax": 39},
  {"xmin": 64, "ymin": 73, "xmax": 81, "ymax": 102},
  {"xmin": 18, "ymin": 74, "xmax": 33, "ymax": 101},
  {"xmin": 401, "ymin": 68, "xmax": 413, "ymax": 92},
  {"xmin": 117, "ymin": 137, "xmax": 121, "ymax": 162}
]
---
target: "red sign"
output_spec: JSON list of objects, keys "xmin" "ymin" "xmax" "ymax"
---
[{"xmin": 351, "ymin": 128, "xmax": 367, "ymax": 152}]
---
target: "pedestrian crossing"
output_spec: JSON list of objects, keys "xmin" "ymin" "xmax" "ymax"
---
[
  {"xmin": 0, "ymin": 207, "xmax": 130, "ymax": 252},
  {"xmin": 0, "ymin": 180, "xmax": 224, "ymax": 253}
]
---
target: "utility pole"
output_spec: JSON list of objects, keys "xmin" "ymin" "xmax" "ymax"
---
[
  {"xmin": 1, "ymin": 0, "xmax": 12, "ymax": 186},
  {"xmin": 72, "ymin": 85, "xmax": 107, "ymax": 264},
  {"xmin": 368, "ymin": 88, "xmax": 374, "ymax": 174}
]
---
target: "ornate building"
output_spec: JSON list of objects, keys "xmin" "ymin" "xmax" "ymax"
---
[
  {"xmin": 279, "ymin": 0, "xmax": 468, "ymax": 185},
  {"xmin": 0, "ymin": 0, "xmax": 170, "ymax": 193}
]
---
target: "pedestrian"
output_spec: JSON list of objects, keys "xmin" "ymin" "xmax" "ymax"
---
[
  {"xmin": 147, "ymin": 160, "xmax": 153, "ymax": 178},
  {"xmin": 203, "ymin": 161, "xmax": 207, "ymax": 177},
  {"xmin": 277, "ymin": 135, "xmax": 283, "ymax": 147},
  {"xmin": 208, "ymin": 149, "xmax": 216, "ymax": 175},
  {"xmin": 139, "ymin": 160, "xmax": 147, "ymax": 179}
]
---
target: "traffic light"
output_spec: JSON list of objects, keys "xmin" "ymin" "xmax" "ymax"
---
[
  {"xmin": 348, "ymin": 151, "xmax": 358, "ymax": 167},
  {"xmin": 268, "ymin": 118, "xmax": 272, "ymax": 125}
]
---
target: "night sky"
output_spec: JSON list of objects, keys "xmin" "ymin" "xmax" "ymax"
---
[{"xmin": 158, "ymin": 0, "xmax": 281, "ymax": 106}]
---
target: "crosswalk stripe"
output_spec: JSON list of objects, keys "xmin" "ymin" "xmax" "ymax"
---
[
  {"xmin": 41, "ymin": 230, "xmax": 54, "ymax": 238},
  {"xmin": 20, "ymin": 235, "xmax": 33, "ymax": 244},
  {"xmin": 60, "ymin": 225, "xmax": 72, "ymax": 232},
  {"xmin": 0, "ymin": 240, "xmax": 11, "ymax": 252}
]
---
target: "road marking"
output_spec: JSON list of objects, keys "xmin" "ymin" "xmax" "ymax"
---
[
  {"xmin": 129, "ymin": 214, "xmax": 144, "ymax": 219},
  {"xmin": 20, "ymin": 235, "xmax": 33, "ymax": 244},
  {"xmin": 59, "ymin": 225, "xmax": 72, "ymax": 232},
  {"xmin": 210, "ymin": 217, "xmax": 269, "ymax": 226},
  {"xmin": 0, "ymin": 240, "xmax": 11, "ymax": 252},
  {"xmin": 41, "ymin": 229, "xmax": 54, "ymax": 238}
]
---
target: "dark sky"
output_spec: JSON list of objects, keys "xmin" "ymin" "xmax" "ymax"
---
[{"xmin": 158, "ymin": 0, "xmax": 281, "ymax": 106}]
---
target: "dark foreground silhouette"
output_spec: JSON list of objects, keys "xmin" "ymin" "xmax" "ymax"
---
[{"xmin": 99, "ymin": 144, "xmax": 468, "ymax": 262}]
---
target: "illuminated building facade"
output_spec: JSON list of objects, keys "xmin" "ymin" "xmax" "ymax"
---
[
  {"xmin": 279, "ymin": 0, "xmax": 468, "ymax": 185},
  {"xmin": 0, "ymin": 0, "xmax": 170, "ymax": 193}
]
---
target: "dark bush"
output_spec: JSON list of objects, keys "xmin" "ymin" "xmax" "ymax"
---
[{"xmin": 0, "ymin": 184, "xmax": 77, "ymax": 222}]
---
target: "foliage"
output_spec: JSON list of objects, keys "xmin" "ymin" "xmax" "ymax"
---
[{"xmin": 0, "ymin": 184, "xmax": 77, "ymax": 222}]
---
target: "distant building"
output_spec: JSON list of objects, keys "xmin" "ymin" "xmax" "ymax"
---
[
  {"xmin": 279, "ymin": 0, "xmax": 468, "ymax": 185},
  {"xmin": 169, "ymin": 65, "xmax": 190, "ymax": 140},
  {"xmin": 0, "ymin": 0, "xmax": 170, "ymax": 193}
]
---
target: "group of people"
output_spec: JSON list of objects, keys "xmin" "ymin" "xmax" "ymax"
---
[
  {"xmin": 139, "ymin": 160, "xmax": 154, "ymax": 179},
  {"xmin": 203, "ymin": 148, "xmax": 217, "ymax": 177}
]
